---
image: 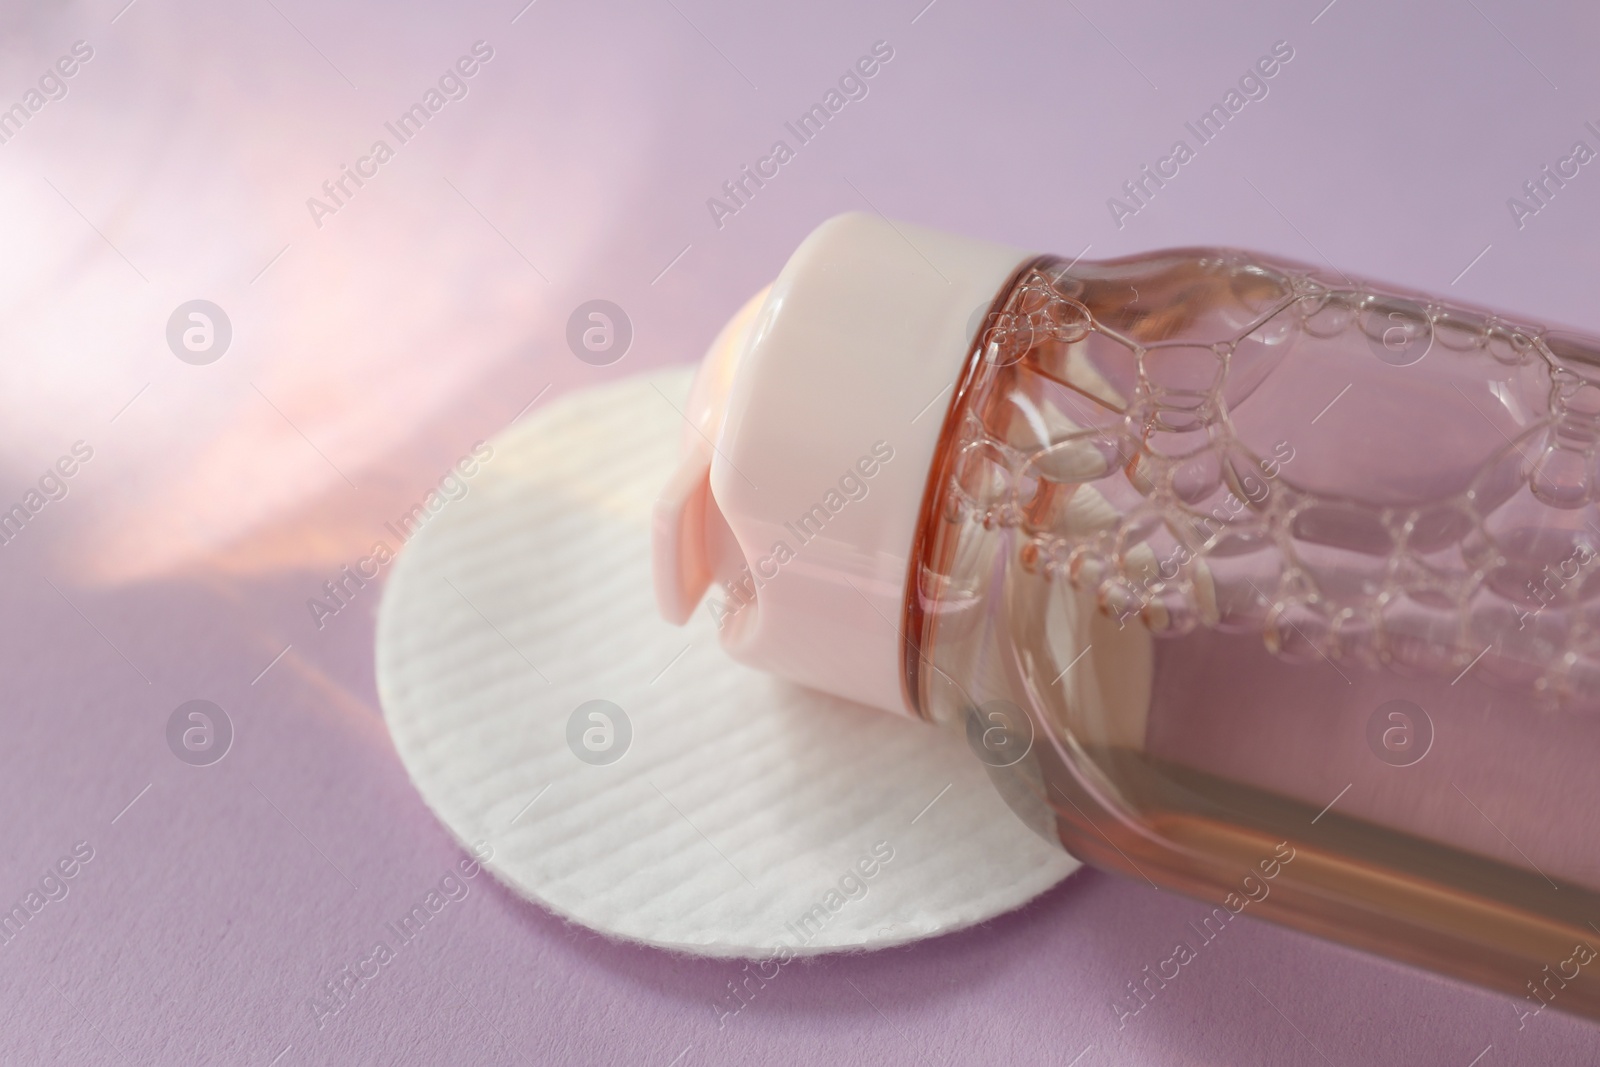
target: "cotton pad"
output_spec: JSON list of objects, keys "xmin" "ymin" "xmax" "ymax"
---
[{"xmin": 375, "ymin": 367, "xmax": 1079, "ymax": 958}]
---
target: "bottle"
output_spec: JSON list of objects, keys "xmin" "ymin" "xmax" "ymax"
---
[{"xmin": 653, "ymin": 213, "xmax": 1600, "ymax": 1023}]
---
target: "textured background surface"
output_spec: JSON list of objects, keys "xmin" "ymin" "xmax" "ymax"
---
[{"xmin": 3, "ymin": 0, "xmax": 1600, "ymax": 1063}]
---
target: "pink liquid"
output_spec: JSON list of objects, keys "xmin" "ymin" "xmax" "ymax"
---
[{"xmin": 909, "ymin": 249, "xmax": 1600, "ymax": 1019}]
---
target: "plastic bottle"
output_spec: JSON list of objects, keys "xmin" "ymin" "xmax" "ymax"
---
[{"xmin": 653, "ymin": 213, "xmax": 1600, "ymax": 1022}]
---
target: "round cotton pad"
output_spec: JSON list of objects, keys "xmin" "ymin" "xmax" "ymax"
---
[{"xmin": 375, "ymin": 367, "xmax": 1079, "ymax": 957}]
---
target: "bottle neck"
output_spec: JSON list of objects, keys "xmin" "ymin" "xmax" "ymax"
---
[{"xmin": 902, "ymin": 255, "xmax": 1054, "ymax": 722}]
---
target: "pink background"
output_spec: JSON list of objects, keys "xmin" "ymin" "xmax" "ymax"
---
[{"xmin": 2, "ymin": 0, "xmax": 1599, "ymax": 1062}]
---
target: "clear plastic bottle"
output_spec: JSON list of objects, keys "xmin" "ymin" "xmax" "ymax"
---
[
  {"xmin": 654, "ymin": 214, "xmax": 1600, "ymax": 1022},
  {"xmin": 912, "ymin": 246, "xmax": 1600, "ymax": 1024}
]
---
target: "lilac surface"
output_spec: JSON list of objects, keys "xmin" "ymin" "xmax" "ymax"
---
[{"xmin": 3, "ymin": 0, "xmax": 1600, "ymax": 1063}]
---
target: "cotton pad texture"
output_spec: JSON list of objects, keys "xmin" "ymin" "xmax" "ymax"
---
[{"xmin": 375, "ymin": 367, "xmax": 1079, "ymax": 958}]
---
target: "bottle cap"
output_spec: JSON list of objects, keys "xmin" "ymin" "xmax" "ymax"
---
[{"xmin": 652, "ymin": 213, "xmax": 1030, "ymax": 715}]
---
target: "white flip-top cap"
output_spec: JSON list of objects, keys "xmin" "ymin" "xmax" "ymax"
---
[{"xmin": 653, "ymin": 213, "xmax": 1032, "ymax": 716}]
